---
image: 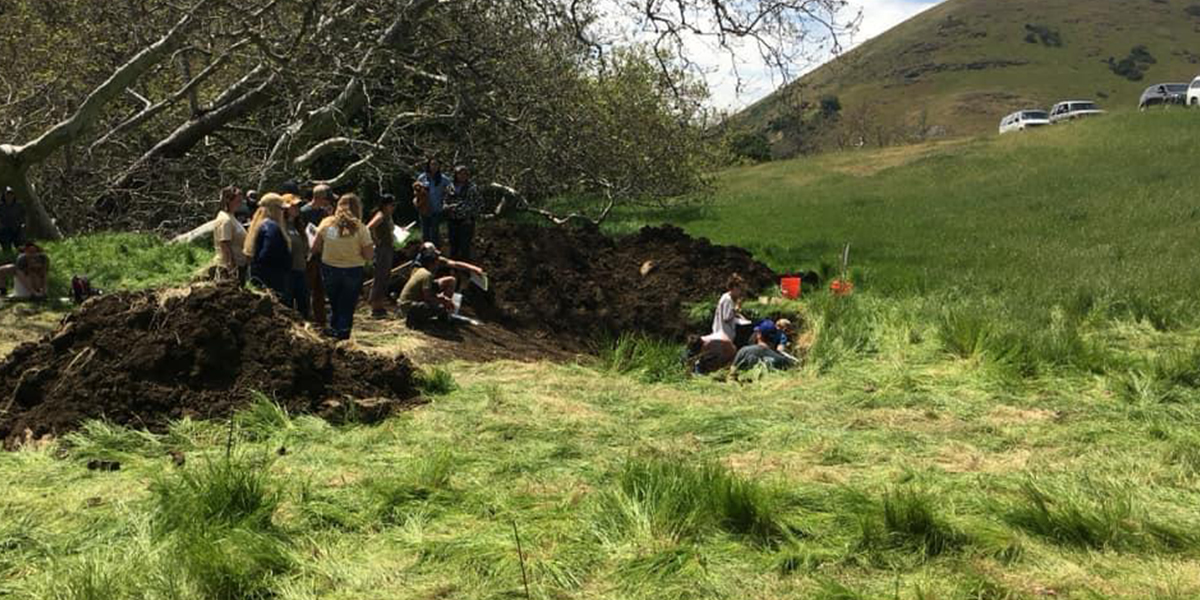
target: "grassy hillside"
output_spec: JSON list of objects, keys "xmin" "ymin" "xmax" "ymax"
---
[
  {"xmin": 641, "ymin": 110, "xmax": 1200, "ymax": 318},
  {"xmin": 733, "ymin": 0, "xmax": 1200, "ymax": 156}
]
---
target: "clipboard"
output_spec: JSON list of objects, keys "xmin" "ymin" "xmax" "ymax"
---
[{"xmin": 393, "ymin": 221, "xmax": 417, "ymax": 249}]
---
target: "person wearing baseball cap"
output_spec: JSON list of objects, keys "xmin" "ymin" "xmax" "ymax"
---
[
  {"xmin": 397, "ymin": 242, "xmax": 485, "ymax": 328},
  {"xmin": 0, "ymin": 186, "xmax": 27, "ymax": 255},
  {"xmin": 732, "ymin": 319, "xmax": 796, "ymax": 372}
]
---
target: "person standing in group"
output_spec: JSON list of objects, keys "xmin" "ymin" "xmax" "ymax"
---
[
  {"xmin": 416, "ymin": 157, "xmax": 451, "ymax": 248},
  {"xmin": 367, "ymin": 194, "xmax": 397, "ymax": 318},
  {"xmin": 445, "ymin": 165, "xmax": 483, "ymax": 261},
  {"xmin": 302, "ymin": 184, "xmax": 335, "ymax": 326},
  {"xmin": 283, "ymin": 195, "xmax": 311, "ymax": 318},
  {"xmin": 243, "ymin": 193, "xmax": 292, "ymax": 300},
  {"xmin": 212, "ymin": 186, "xmax": 248, "ymax": 284},
  {"xmin": 0, "ymin": 187, "xmax": 26, "ymax": 255},
  {"xmin": 311, "ymin": 194, "xmax": 374, "ymax": 340}
]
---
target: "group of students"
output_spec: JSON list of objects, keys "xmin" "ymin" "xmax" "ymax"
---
[
  {"xmin": 689, "ymin": 273, "xmax": 799, "ymax": 375},
  {"xmin": 211, "ymin": 160, "xmax": 486, "ymax": 340}
]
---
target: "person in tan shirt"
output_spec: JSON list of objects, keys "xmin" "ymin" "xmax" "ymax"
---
[
  {"xmin": 212, "ymin": 186, "xmax": 248, "ymax": 284},
  {"xmin": 311, "ymin": 194, "xmax": 373, "ymax": 340}
]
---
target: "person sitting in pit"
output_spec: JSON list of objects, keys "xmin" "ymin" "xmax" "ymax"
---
[
  {"xmin": 0, "ymin": 242, "xmax": 49, "ymax": 300},
  {"xmin": 398, "ymin": 242, "xmax": 485, "ymax": 328},
  {"xmin": 732, "ymin": 320, "xmax": 797, "ymax": 372},
  {"xmin": 0, "ymin": 186, "xmax": 26, "ymax": 255}
]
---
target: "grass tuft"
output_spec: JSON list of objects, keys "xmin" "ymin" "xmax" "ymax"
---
[
  {"xmin": 60, "ymin": 420, "xmax": 163, "ymax": 461},
  {"xmin": 857, "ymin": 487, "xmax": 966, "ymax": 559},
  {"xmin": 595, "ymin": 456, "xmax": 794, "ymax": 546},
  {"xmin": 597, "ymin": 333, "xmax": 686, "ymax": 384},
  {"xmin": 415, "ymin": 366, "xmax": 459, "ymax": 396}
]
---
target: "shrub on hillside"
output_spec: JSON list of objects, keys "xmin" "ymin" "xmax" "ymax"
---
[
  {"xmin": 1023, "ymin": 24, "xmax": 1062, "ymax": 47},
  {"xmin": 1108, "ymin": 45, "xmax": 1156, "ymax": 81}
]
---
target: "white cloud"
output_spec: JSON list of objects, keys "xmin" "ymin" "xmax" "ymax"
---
[{"xmin": 693, "ymin": 0, "xmax": 948, "ymax": 111}]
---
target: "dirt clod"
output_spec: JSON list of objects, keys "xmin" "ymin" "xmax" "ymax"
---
[{"xmin": 0, "ymin": 284, "xmax": 421, "ymax": 447}]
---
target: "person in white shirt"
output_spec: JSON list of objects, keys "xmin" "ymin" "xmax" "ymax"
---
[
  {"xmin": 706, "ymin": 274, "xmax": 745, "ymax": 343},
  {"xmin": 212, "ymin": 186, "xmax": 248, "ymax": 284}
]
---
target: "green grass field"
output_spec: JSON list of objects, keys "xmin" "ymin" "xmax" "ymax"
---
[{"xmin": 4, "ymin": 111, "xmax": 1200, "ymax": 598}]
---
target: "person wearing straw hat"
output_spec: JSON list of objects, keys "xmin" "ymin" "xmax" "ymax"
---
[{"xmin": 244, "ymin": 193, "xmax": 293, "ymax": 300}]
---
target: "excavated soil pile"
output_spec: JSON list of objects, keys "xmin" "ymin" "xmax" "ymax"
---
[
  {"xmin": 460, "ymin": 223, "xmax": 777, "ymax": 341},
  {"xmin": 0, "ymin": 285, "xmax": 419, "ymax": 447}
]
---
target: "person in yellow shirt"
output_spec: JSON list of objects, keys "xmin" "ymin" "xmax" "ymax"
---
[{"xmin": 311, "ymin": 194, "xmax": 374, "ymax": 340}]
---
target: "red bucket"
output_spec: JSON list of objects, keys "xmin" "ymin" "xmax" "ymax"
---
[{"xmin": 780, "ymin": 277, "xmax": 802, "ymax": 299}]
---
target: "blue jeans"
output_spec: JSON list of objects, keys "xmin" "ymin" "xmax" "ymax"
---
[
  {"xmin": 250, "ymin": 265, "xmax": 290, "ymax": 301},
  {"xmin": 288, "ymin": 269, "xmax": 310, "ymax": 319},
  {"xmin": 420, "ymin": 212, "xmax": 442, "ymax": 248},
  {"xmin": 322, "ymin": 264, "xmax": 364, "ymax": 339}
]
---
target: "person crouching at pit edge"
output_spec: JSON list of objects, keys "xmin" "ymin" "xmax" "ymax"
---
[
  {"xmin": 367, "ymin": 194, "xmax": 398, "ymax": 318},
  {"xmin": 0, "ymin": 242, "xmax": 49, "ymax": 300},
  {"xmin": 686, "ymin": 274, "xmax": 746, "ymax": 373},
  {"xmin": 244, "ymin": 193, "xmax": 293, "ymax": 301},
  {"xmin": 311, "ymin": 194, "xmax": 374, "ymax": 341},
  {"xmin": 732, "ymin": 320, "xmax": 797, "ymax": 374},
  {"xmin": 398, "ymin": 242, "xmax": 485, "ymax": 329},
  {"xmin": 282, "ymin": 195, "xmax": 311, "ymax": 319}
]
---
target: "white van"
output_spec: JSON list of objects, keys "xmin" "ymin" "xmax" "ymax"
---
[
  {"xmin": 1048, "ymin": 101, "xmax": 1105, "ymax": 124},
  {"xmin": 999, "ymin": 110, "xmax": 1051, "ymax": 134},
  {"xmin": 1189, "ymin": 76, "xmax": 1200, "ymax": 107}
]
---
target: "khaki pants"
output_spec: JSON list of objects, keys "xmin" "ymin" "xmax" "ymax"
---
[{"xmin": 305, "ymin": 257, "xmax": 327, "ymax": 327}]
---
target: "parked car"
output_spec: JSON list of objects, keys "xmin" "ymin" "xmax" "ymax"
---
[
  {"xmin": 1049, "ymin": 101, "xmax": 1105, "ymax": 123},
  {"xmin": 1139, "ymin": 83, "xmax": 1189, "ymax": 109},
  {"xmin": 999, "ymin": 110, "xmax": 1051, "ymax": 134},
  {"xmin": 1189, "ymin": 76, "xmax": 1200, "ymax": 107}
]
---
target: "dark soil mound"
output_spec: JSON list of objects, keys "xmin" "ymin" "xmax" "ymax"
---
[
  {"xmin": 0, "ymin": 285, "xmax": 419, "ymax": 447},
  {"xmin": 458, "ymin": 223, "xmax": 777, "ymax": 341}
]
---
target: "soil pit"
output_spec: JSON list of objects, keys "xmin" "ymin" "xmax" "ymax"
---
[
  {"xmin": 403, "ymin": 223, "xmax": 778, "ymax": 345},
  {"xmin": 0, "ymin": 284, "xmax": 420, "ymax": 448}
]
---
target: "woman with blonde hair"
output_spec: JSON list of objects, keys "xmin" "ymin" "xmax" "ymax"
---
[
  {"xmin": 212, "ymin": 186, "xmax": 247, "ymax": 284},
  {"xmin": 311, "ymin": 194, "xmax": 374, "ymax": 340},
  {"xmin": 243, "ymin": 193, "xmax": 293, "ymax": 300}
]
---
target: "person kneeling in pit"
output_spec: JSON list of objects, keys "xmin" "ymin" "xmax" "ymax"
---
[
  {"xmin": 732, "ymin": 320, "xmax": 796, "ymax": 373},
  {"xmin": 398, "ymin": 243, "xmax": 485, "ymax": 328},
  {"xmin": 0, "ymin": 242, "xmax": 50, "ymax": 300}
]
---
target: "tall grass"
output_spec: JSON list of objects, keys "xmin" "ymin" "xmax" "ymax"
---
[
  {"xmin": 594, "ymin": 456, "xmax": 794, "ymax": 546},
  {"xmin": 857, "ymin": 487, "xmax": 966, "ymax": 559},
  {"xmin": 597, "ymin": 333, "xmax": 686, "ymax": 383},
  {"xmin": 808, "ymin": 295, "xmax": 876, "ymax": 371},
  {"xmin": 1001, "ymin": 479, "xmax": 1200, "ymax": 553},
  {"xmin": 150, "ymin": 454, "xmax": 293, "ymax": 599}
]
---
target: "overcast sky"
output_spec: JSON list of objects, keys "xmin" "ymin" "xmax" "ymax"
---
[{"xmin": 696, "ymin": 0, "xmax": 947, "ymax": 111}]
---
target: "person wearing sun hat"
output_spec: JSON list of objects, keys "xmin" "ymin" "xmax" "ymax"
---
[{"xmin": 732, "ymin": 319, "xmax": 796, "ymax": 372}]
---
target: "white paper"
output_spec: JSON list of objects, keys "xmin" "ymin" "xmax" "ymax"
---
[
  {"xmin": 470, "ymin": 272, "xmax": 489, "ymax": 292},
  {"xmin": 393, "ymin": 222, "xmax": 415, "ymax": 248},
  {"xmin": 452, "ymin": 292, "xmax": 463, "ymax": 315}
]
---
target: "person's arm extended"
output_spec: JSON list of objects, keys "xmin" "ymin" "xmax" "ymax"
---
[
  {"xmin": 367, "ymin": 212, "xmax": 384, "ymax": 231},
  {"xmin": 443, "ymin": 258, "xmax": 484, "ymax": 276}
]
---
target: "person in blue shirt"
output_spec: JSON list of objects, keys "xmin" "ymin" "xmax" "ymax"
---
[
  {"xmin": 416, "ymin": 157, "xmax": 451, "ymax": 248},
  {"xmin": 243, "ymin": 193, "xmax": 293, "ymax": 300}
]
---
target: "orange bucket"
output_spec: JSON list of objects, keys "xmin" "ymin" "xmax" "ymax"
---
[{"xmin": 780, "ymin": 277, "xmax": 802, "ymax": 299}]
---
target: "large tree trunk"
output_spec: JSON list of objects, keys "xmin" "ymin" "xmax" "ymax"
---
[{"xmin": 0, "ymin": 147, "xmax": 60, "ymax": 241}]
